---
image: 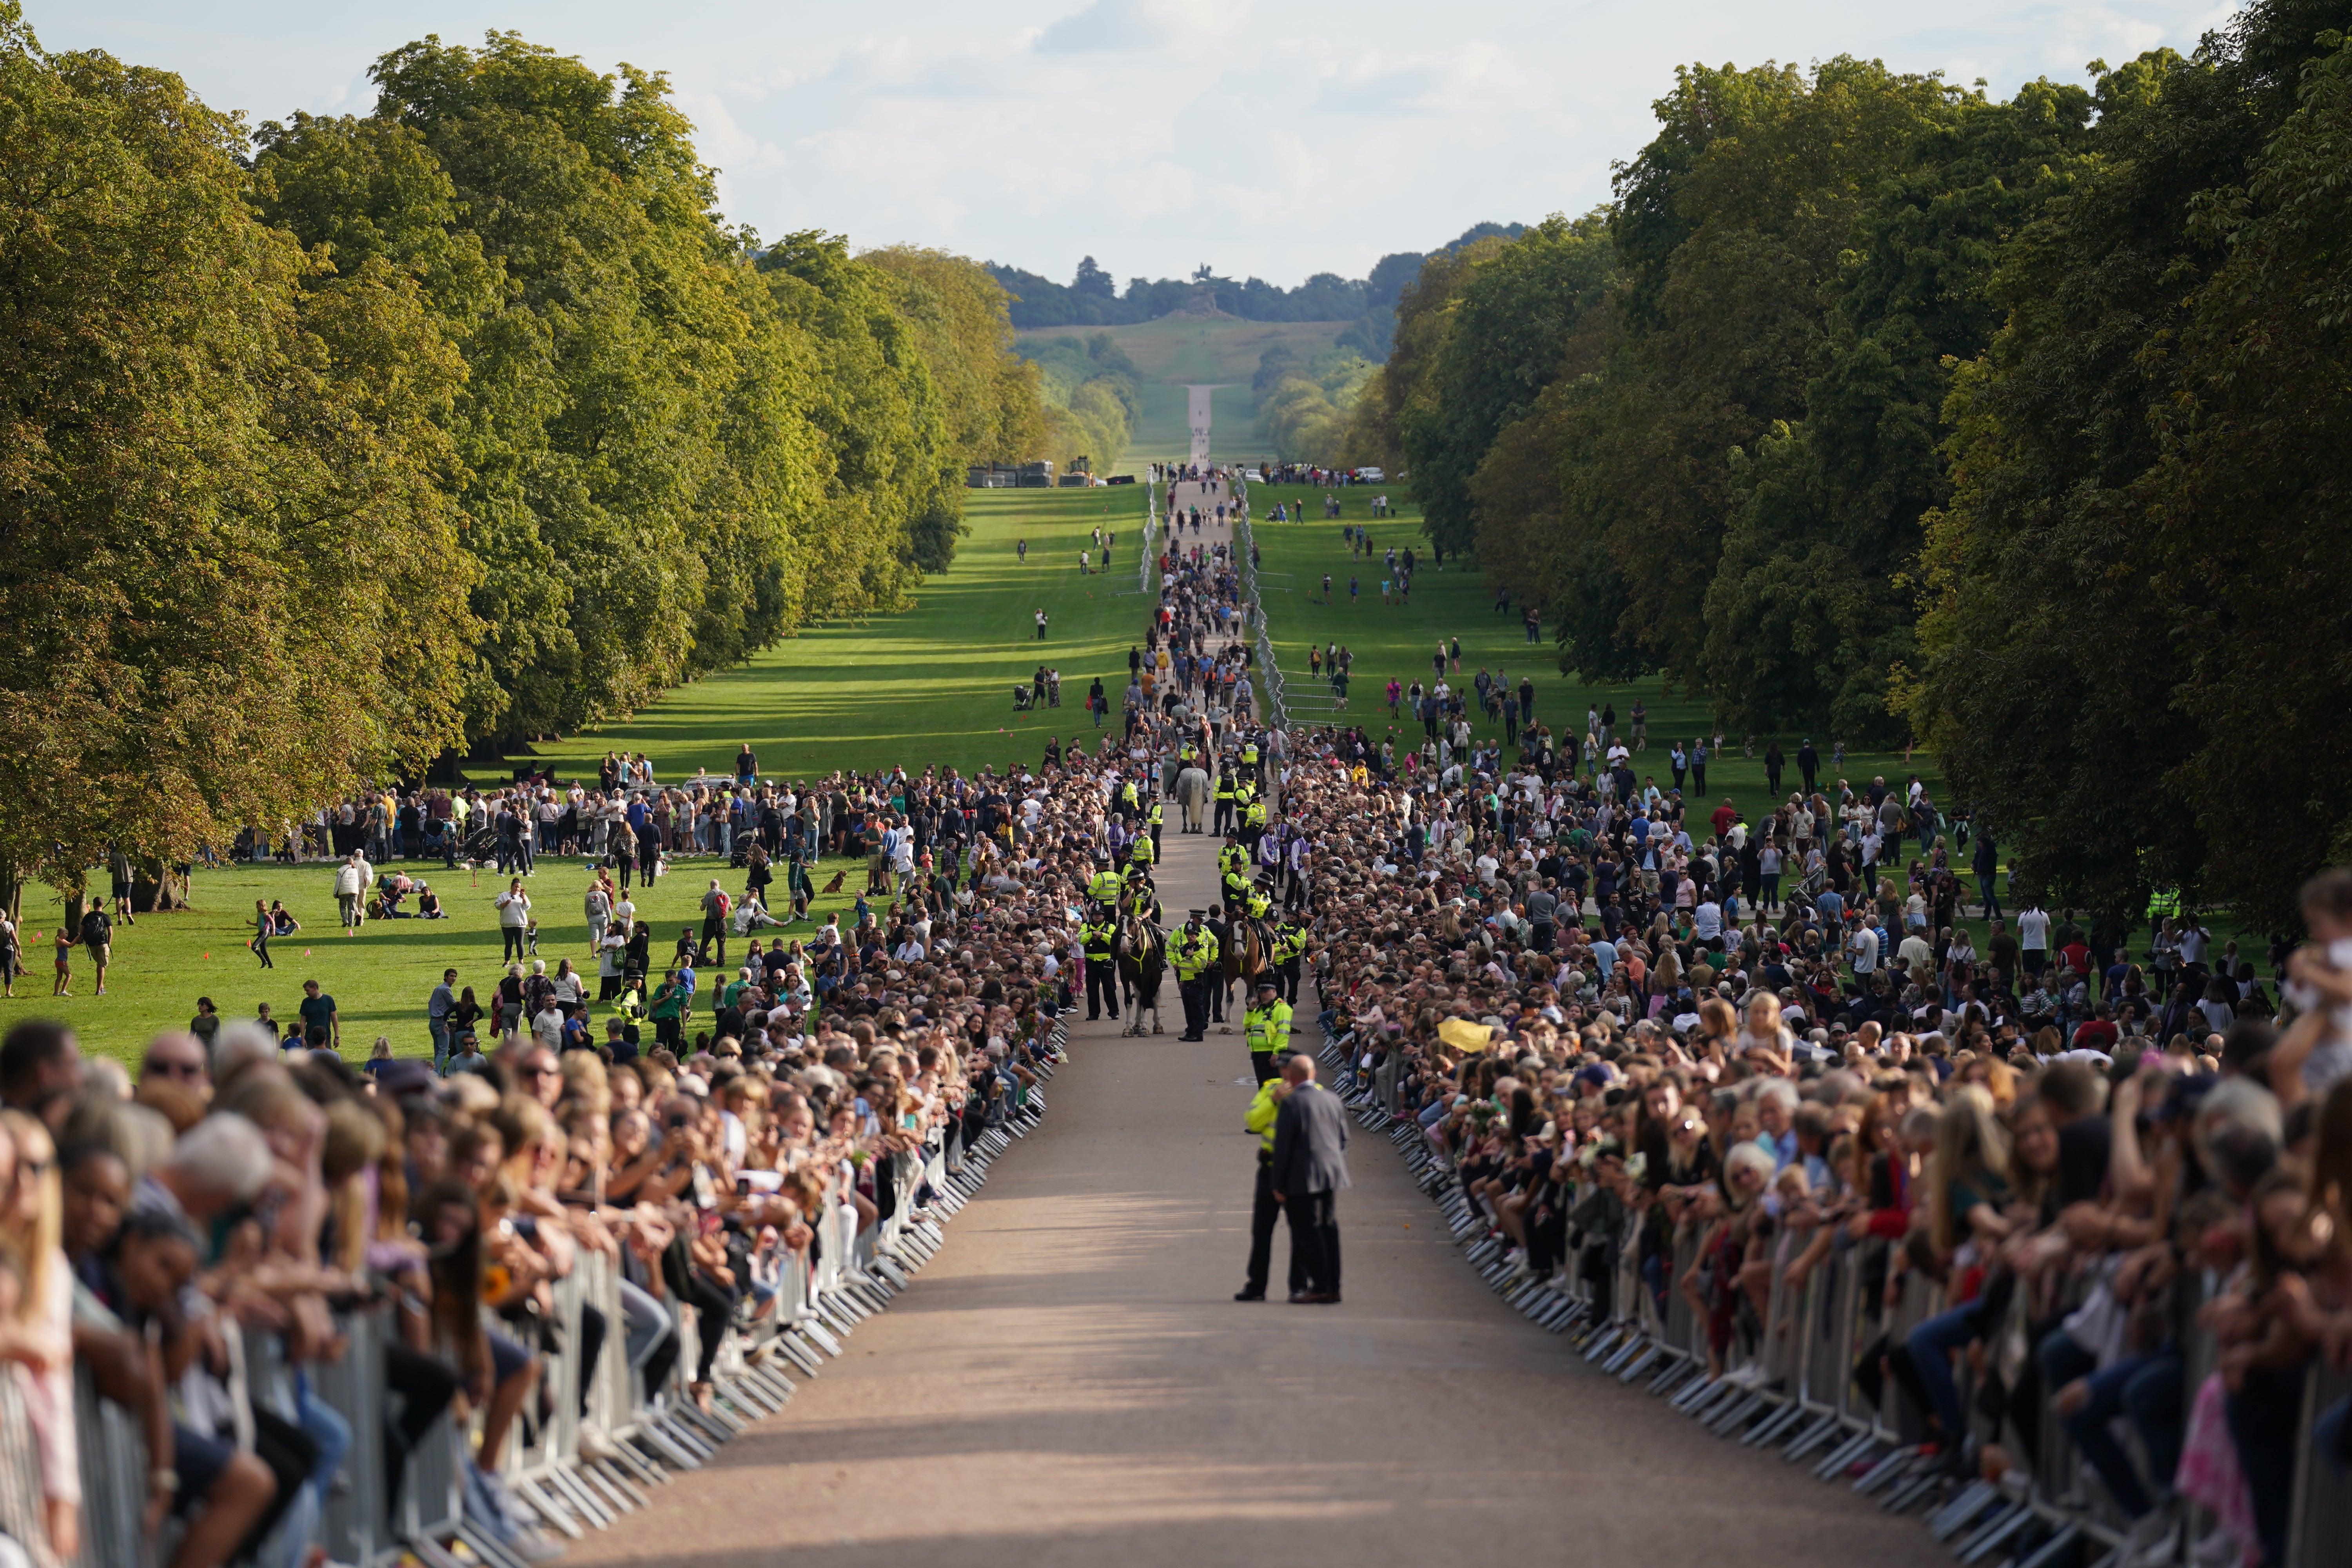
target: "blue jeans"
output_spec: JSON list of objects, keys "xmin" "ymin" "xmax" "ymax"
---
[
  {"xmin": 430, "ymin": 1020, "xmax": 451, "ymax": 1074},
  {"xmin": 2037, "ymin": 1331, "xmax": 2181, "ymax": 1520},
  {"xmin": 278, "ymin": 1371, "xmax": 353, "ymax": 1568},
  {"xmin": 1905, "ymin": 1301, "xmax": 1984, "ymax": 1440}
]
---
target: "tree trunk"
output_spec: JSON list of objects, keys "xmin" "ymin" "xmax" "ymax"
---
[
  {"xmin": 61, "ymin": 889, "xmax": 89, "ymax": 939},
  {"xmin": 0, "ymin": 858, "xmax": 20, "ymax": 923},
  {"xmin": 132, "ymin": 857, "xmax": 191, "ymax": 913}
]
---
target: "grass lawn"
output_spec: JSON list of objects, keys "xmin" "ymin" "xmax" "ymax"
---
[
  {"xmin": 1253, "ymin": 482, "xmax": 2286, "ymax": 974},
  {"xmin": 25, "ymin": 488, "xmax": 1166, "ymax": 1069},
  {"xmin": 1245, "ymin": 481, "xmax": 2006, "ymax": 909},
  {"xmin": 498, "ymin": 485, "xmax": 1155, "ymax": 786},
  {"xmin": 1022, "ymin": 316, "xmax": 1349, "ymax": 466},
  {"xmin": 15, "ymin": 853, "xmax": 879, "ymax": 1070}
]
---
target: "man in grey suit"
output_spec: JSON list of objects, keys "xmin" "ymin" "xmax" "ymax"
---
[{"xmin": 1269, "ymin": 1053, "xmax": 1349, "ymax": 1303}]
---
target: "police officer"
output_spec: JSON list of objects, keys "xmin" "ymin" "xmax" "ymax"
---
[
  {"xmin": 1205, "ymin": 903, "xmax": 1233, "ymax": 1027},
  {"xmin": 1087, "ymin": 853, "xmax": 1123, "ymax": 907},
  {"xmin": 1213, "ymin": 767, "xmax": 1238, "ymax": 835},
  {"xmin": 1147, "ymin": 797, "xmax": 1165, "ymax": 859},
  {"xmin": 1243, "ymin": 978, "xmax": 1293, "ymax": 1084},
  {"xmin": 1272, "ymin": 910, "xmax": 1309, "ymax": 1006},
  {"xmin": 1081, "ymin": 909, "xmax": 1120, "ymax": 1021},
  {"xmin": 1128, "ymin": 830, "xmax": 1155, "ymax": 872},
  {"xmin": 1241, "ymin": 789, "xmax": 1269, "ymax": 850},
  {"xmin": 1171, "ymin": 909, "xmax": 1215, "ymax": 1040},
  {"xmin": 1240, "ymin": 735, "xmax": 1260, "ymax": 786},
  {"xmin": 1218, "ymin": 836, "xmax": 1249, "ymax": 881},
  {"xmin": 1236, "ymin": 1065, "xmax": 1293, "ymax": 1301}
]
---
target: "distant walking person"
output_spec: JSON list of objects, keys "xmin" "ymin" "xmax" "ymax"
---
[
  {"xmin": 1035, "ymin": 607, "xmax": 1049, "ymax": 640},
  {"xmin": 1269, "ymin": 1053, "xmax": 1350, "ymax": 1303},
  {"xmin": 252, "ymin": 899, "xmax": 274, "ymax": 968},
  {"xmin": 497, "ymin": 877, "xmax": 532, "ymax": 962}
]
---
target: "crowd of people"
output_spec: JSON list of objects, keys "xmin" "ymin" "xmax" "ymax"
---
[
  {"xmin": 1271, "ymin": 711, "xmax": 2352, "ymax": 1568},
  {"xmin": 0, "ymin": 457, "xmax": 1314, "ymax": 1565},
  {"xmin": 1123, "ymin": 467, "xmax": 2351, "ymax": 1568},
  {"xmin": 0, "ymin": 690, "xmax": 1279, "ymax": 1566},
  {"xmin": 15, "ymin": 463, "xmax": 2347, "ymax": 1568}
]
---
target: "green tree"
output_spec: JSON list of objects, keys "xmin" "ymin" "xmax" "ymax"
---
[
  {"xmin": 2156, "ymin": 31, "xmax": 2352, "ymax": 927},
  {"xmin": 759, "ymin": 232, "xmax": 952, "ymax": 608},
  {"xmin": 863, "ymin": 245, "xmax": 1051, "ymax": 566},
  {"xmin": 1016, "ymin": 332, "xmax": 1141, "ymax": 472},
  {"xmin": 1563, "ymin": 59, "xmax": 1963, "ymax": 683},
  {"xmin": 1910, "ymin": 0, "xmax": 2344, "ymax": 923},
  {"xmin": 0, "ymin": 6, "xmax": 472, "ymax": 903},
  {"xmin": 1699, "ymin": 81, "xmax": 2095, "ymax": 740},
  {"xmin": 1397, "ymin": 213, "xmax": 1613, "ymax": 556},
  {"xmin": 260, "ymin": 34, "xmax": 837, "ymax": 744}
]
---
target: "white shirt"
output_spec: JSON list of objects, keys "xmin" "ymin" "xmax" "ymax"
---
[
  {"xmin": 2017, "ymin": 909, "xmax": 2051, "ymax": 951},
  {"xmin": 1847, "ymin": 927, "xmax": 1880, "ymax": 974}
]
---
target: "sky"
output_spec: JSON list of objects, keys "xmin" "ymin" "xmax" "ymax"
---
[{"xmin": 34, "ymin": 0, "xmax": 2241, "ymax": 290}]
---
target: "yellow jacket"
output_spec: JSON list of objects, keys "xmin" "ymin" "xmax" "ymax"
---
[
  {"xmin": 1171, "ymin": 924, "xmax": 1216, "ymax": 980},
  {"xmin": 1245, "ymin": 1079, "xmax": 1281, "ymax": 1154},
  {"xmin": 1244, "ymin": 999, "xmax": 1294, "ymax": 1054}
]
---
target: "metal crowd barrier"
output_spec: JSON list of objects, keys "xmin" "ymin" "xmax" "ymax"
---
[
  {"xmin": 1140, "ymin": 480, "xmax": 1158, "ymax": 595},
  {"xmin": 11, "ymin": 1030, "xmax": 1071, "ymax": 1568},
  {"xmin": 1229, "ymin": 478, "xmax": 1290, "ymax": 731},
  {"xmin": 1314, "ymin": 1023, "xmax": 2352, "ymax": 1568}
]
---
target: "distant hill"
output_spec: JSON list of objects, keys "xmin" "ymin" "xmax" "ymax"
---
[{"xmin": 986, "ymin": 223, "xmax": 1526, "ymax": 359}]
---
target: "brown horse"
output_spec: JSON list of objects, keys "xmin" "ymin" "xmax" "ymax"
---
[{"xmin": 1220, "ymin": 915, "xmax": 1269, "ymax": 1000}]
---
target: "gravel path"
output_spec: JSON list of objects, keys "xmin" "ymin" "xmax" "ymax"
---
[{"xmin": 563, "ymin": 488, "xmax": 1947, "ymax": 1563}]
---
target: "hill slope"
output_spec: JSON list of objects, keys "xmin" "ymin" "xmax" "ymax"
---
[{"xmin": 1020, "ymin": 316, "xmax": 1349, "ymax": 465}]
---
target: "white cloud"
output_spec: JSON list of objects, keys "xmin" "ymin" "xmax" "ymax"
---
[
  {"xmin": 38, "ymin": 0, "xmax": 2243, "ymax": 286},
  {"xmin": 1034, "ymin": 0, "xmax": 1254, "ymax": 53}
]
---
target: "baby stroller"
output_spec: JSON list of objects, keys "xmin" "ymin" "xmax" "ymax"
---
[{"xmin": 1011, "ymin": 683, "xmax": 1034, "ymax": 712}]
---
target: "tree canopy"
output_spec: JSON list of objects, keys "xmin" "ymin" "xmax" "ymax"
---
[
  {"xmin": 0, "ymin": 10, "xmax": 1053, "ymax": 895},
  {"xmin": 1367, "ymin": 6, "xmax": 2352, "ymax": 926}
]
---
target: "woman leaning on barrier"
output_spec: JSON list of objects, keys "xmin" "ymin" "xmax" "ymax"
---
[
  {"xmin": 55, "ymin": 1127, "xmax": 281, "ymax": 1568},
  {"xmin": 0, "ymin": 1111, "xmax": 81, "ymax": 1565}
]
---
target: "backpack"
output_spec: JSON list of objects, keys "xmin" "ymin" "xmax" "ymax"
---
[{"xmin": 714, "ymin": 891, "xmax": 732, "ymax": 918}]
